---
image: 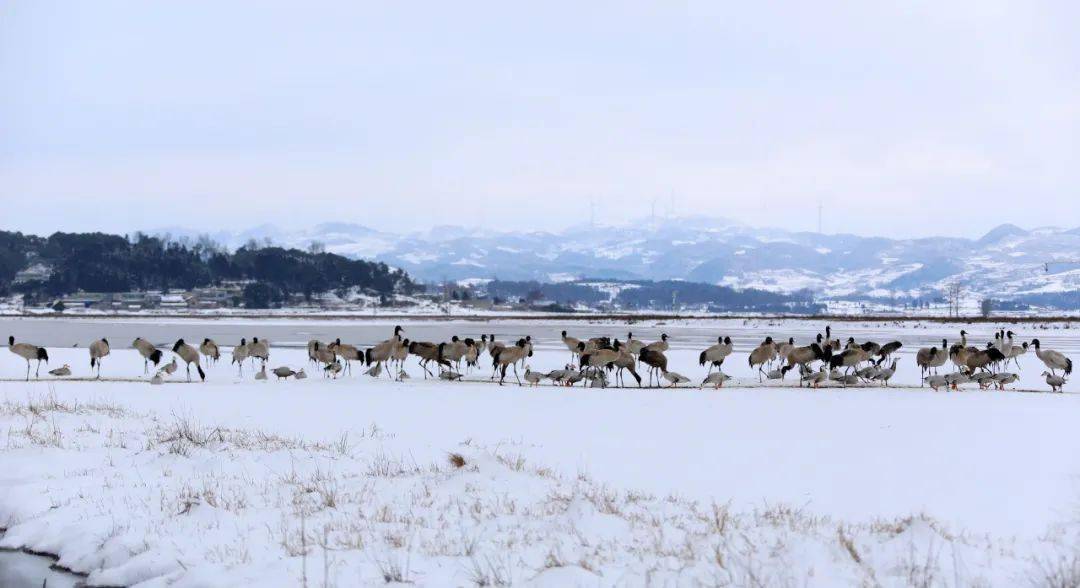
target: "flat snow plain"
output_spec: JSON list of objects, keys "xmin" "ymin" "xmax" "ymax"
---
[{"xmin": 1, "ymin": 317, "xmax": 1078, "ymax": 586}]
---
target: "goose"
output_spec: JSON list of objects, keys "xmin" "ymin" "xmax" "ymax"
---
[
  {"xmin": 439, "ymin": 369, "xmax": 464, "ymax": 381},
  {"xmin": 638, "ymin": 348, "xmax": 668, "ymax": 387},
  {"xmin": 295, "ymin": 368, "xmax": 307, "ymax": 380},
  {"xmin": 8, "ymin": 336, "xmax": 49, "ymax": 380},
  {"xmin": 871, "ymin": 360, "xmax": 898, "ymax": 386},
  {"xmin": 396, "ymin": 368, "xmax": 409, "ymax": 381},
  {"xmin": 132, "ymin": 337, "xmax": 163, "ymax": 374},
  {"xmin": 231, "ymin": 338, "xmax": 250, "ymax": 376},
  {"xmin": 523, "ymin": 367, "xmax": 545, "ymax": 386},
  {"xmin": 89, "ymin": 338, "xmax": 110, "ymax": 379},
  {"xmin": 991, "ymin": 372, "xmax": 1018, "ymax": 389},
  {"xmin": 587, "ymin": 370, "xmax": 608, "ymax": 388},
  {"xmin": 365, "ymin": 326, "xmax": 404, "ymax": 379},
  {"xmin": 839, "ymin": 373, "xmax": 862, "ymax": 387},
  {"xmin": 1042, "ymin": 371, "xmax": 1066, "ymax": 393},
  {"xmin": 765, "ymin": 368, "xmax": 784, "ymax": 380},
  {"xmin": 410, "ymin": 341, "xmax": 450, "ymax": 378},
  {"xmin": 802, "ymin": 367, "xmax": 828, "ymax": 388},
  {"xmin": 924, "ymin": 374, "xmax": 948, "ymax": 391},
  {"xmin": 855, "ymin": 365, "xmax": 881, "ymax": 381},
  {"xmin": 160, "ymin": 357, "xmax": 178, "ymax": 376},
  {"xmin": 1031, "ymin": 339, "xmax": 1072, "ymax": 377},
  {"xmin": 563, "ymin": 370, "xmax": 585, "ymax": 387},
  {"xmin": 699, "ymin": 336, "xmax": 734, "ymax": 374},
  {"xmin": 700, "ymin": 371, "xmax": 732, "ymax": 389},
  {"xmin": 171, "ymin": 339, "xmax": 205, "ymax": 382},
  {"xmin": 329, "ymin": 338, "xmax": 364, "ymax": 374},
  {"xmin": 748, "ymin": 337, "xmax": 777, "ymax": 381},
  {"xmin": 364, "ymin": 362, "xmax": 383, "ymax": 378},
  {"xmin": 254, "ymin": 365, "xmax": 268, "ymax": 380},
  {"xmin": 970, "ymin": 370, "xmax": 995, "ymax": 390},
  {"xmin": 916, "ymin": 339, "xmax": 948, "ymax": 382},
  {"xmin": 200, "ymin": 339, "xmax": 220, "ymax": 366},
  {"xmin": 324, "ymin": 360, "xmax": 344, "ymax": 379},
  {"xmin": 492, "ymin": 339, "xmax": 530, "ymax": 385},
  {"xmin": 544, "ymin": 365, "xmax": 577, "ymax": 385},
  {"xmin": 48, "ymin": 364, "xmax": 71, "ymax": 377},
  {"xmin": 662, "ymin": 371, "xmax": 691, "ymax": 387},
  {"xmin": 944, "ymin": 372, "xmax": 970, "ymax": 390},
  {"xmin": 272, "ymin": 366, "xmax": 296, "ymax": 380}
]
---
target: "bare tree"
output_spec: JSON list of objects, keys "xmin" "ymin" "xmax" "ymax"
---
[{"xmin": 946, "ymin": 281, "xmax": 964, "ymax": 317}]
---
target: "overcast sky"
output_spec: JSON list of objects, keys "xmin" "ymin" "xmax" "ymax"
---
[{"xmin": 2, "ymin": 1, "xmax": 1078, "ymax": 239}]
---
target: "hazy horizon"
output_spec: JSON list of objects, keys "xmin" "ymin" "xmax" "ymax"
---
[{"xmin": 3, "ymin": 2, "xmax": 1079, "ymax": 239}]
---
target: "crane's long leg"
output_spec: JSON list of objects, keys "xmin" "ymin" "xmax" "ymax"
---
[{"xmin": 25, "ymin": 360, "xmax": 31, "ymax": 382}]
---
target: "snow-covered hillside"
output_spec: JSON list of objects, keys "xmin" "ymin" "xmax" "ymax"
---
[{"xmin": 152, "ymin": 219, "xmax": 1080, "ymax": 303}]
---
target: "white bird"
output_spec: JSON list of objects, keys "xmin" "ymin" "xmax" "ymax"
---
[
  {"xmin": 295, "ymin": 368, "xmax": 308, "ymax": 380},
  {"xmin": 523, "ymin": 367, "xmax": 545, "ymax": 386},
  {"xmin": 48, "ymin": 364, "xmax": 72, "ymax": 377}
]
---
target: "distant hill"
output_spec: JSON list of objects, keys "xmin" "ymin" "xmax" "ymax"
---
[{"xmin": 148, "ymin": 219, "xmax": 1080, "ymax": 307}]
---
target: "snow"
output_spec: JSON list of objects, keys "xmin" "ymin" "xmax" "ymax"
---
[{"xmin": 1, "ymin": 318, "xmax": 1079, "ymax": 586}]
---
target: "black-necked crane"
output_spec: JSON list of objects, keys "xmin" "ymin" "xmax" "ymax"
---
[
  {"xmin": 1031, "ymin": 339, "xmax": 1072, "ymax": 377},
  {"xmin": 916, "ymin": 339, "xmax": 948, "ymax": 383},
  {"xmin": 89, "ymin": 338, "xmax": 110, "ymax": 379},
  {"xmin": 200, "ymin": 339, "xmax": 220, "ymax": 366},
  {"xmin": 560, "ymin": 331, "xmax": 582, "ymax": 364},
  {"xmin": 366, "ymin": 327, "xmax": 404, "ymax": 379},
  {"xmin": 132, "ymin": 337, "xmax": 163, "ymax": 374},
  {"xmin": 8, "ymin": 336, "xmax": 48, "ymax": 380},
  {"xmin": 874, "ymin": 341, "xmax": 902, "ymax": 365},
  {"xmin": 329, "ymin": 338, "xmax": 363, "ymax": 374},
  {"xmin": 611, "ymin": 340, "xmax": 642, "ymax": 386},
  {"xmin": 645, "ymin": 333, "xmax": 669, "ymax": 353},
  {"xmin": 409, "ymin": 341, "xmax": 449, "ymax": 378},
  {"xmin": 699, "ymin": 336, "xmax": 733, "ymax": 374},
  {"xmin": 437, "ymin": 336, "xmax": 469, "ymax": 371},
  {"xmin": 310, "ymin": 342, "xmax": 337, "ymax": 376},
  {"xmin": 248, "ymin": 337, "xmax": 270, "ymax": 366},
  {"xmin": 638, "ymin": 348, "xmax": 668, "ymax": 387},
  {"xmin": 748, "ymin": 337, "xmax": 776, "ymax": 381},
  {"xmin": 172, "ymin": 339, "xmax": 206, "ymax": 382},
  {"xmin": 231, "ymin": 338, "xmax": 249, "ymax": 376},
  {"xmin": 492, "ymin": 338, "xmax": 530, "ymax": 385}
]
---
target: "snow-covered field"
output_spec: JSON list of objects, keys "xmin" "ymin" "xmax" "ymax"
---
[{"xmin": 1, "ymin": 318, "xmax": 1079, "ymax": 586}]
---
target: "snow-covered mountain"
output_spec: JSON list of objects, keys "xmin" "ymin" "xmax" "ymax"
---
[{"xmin": 151, "ymin": 219, "xmax": 1080, "ymax": 302}]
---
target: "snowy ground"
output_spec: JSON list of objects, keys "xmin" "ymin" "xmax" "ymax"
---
[{"xmin": 1, "ymin": 318, "xmax": 1079, "ymax": 586}]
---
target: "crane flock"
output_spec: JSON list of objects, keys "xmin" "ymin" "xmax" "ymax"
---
[{"xmin": 5, "ymin": 325, "xmax": 1074, "ymax": 393}]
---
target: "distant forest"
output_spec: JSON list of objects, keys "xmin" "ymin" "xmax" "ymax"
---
[
  {"xmin": 484, "ymin": 279, "xmax": 825, "ymax": 314},
  {"xmin": 0, "ymin": 230, "xmax": 416, "ymax": 301}
]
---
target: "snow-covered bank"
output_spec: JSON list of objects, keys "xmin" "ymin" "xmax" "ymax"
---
[{"xmin": 1, "ymin": 382, "xmax": 1078, "ymax": 586}]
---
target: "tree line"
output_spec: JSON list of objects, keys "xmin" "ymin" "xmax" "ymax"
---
[{"xmin": 0, "ymin": 230, "xmax": 417, "ymax": 304}]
